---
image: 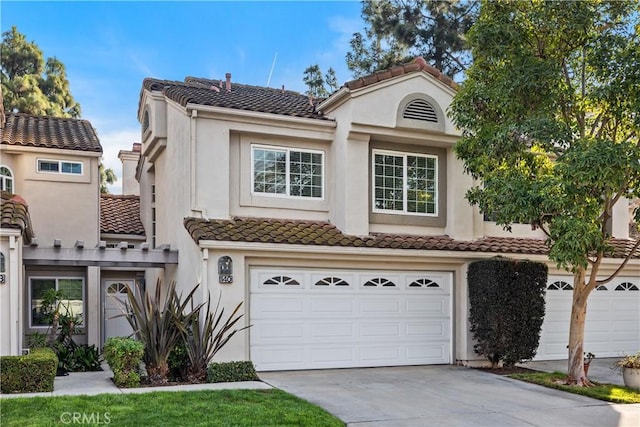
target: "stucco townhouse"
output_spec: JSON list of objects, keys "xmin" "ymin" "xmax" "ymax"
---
[{"xmin": 1, "ymin": 58, "xmax": 638, "ymax": 370}]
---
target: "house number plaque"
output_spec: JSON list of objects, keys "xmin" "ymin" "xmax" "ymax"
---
[{"xmin": 218, "ymin": 256, "xmax": 233, "ymax": 284}]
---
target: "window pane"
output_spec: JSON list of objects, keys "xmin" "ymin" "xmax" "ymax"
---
[
  {"xmin": 31, "ymin": 279, "xmax": 56, "ymax": 326},
  {"xmin": 289, "ymin": 150, "xmax": 322, "ymax": 198},
  {"xmin": 61, "ymin": 162, "xmax": 82, "ymax": 174},
  {"xmin": 407, "ymin": 155, "xmax": 436, "ymax": 214},
  {"xmin": 38, "ymin": 161, "xmax": 59, "ymax": 172},
  {"xmin": 374, "ymin": 154, "xmax": 403, "ymax": 211},
  {"xmin": 253, "ymin": 148, "xmax": 286, "ymax": 194},
  {"xmin": 58, "ymin": 279, "xmax": 83, "ymax": 319}
]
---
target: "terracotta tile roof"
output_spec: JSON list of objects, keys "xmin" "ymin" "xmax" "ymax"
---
[
  {"xmin": 344, "ymin": 57, "xmax": 458, "ymax": 92},
  {"xmin": 183, "ymin": 217, "xmax": 640, "ymax": 259},
  {"xmin": 141, "ymin": 77, "xmax": 328, "ymax": 120},
  {"xmin": 1, "ymin": 191, "xmax": 33, "ymax": 243},
  {"xmin": 100, "ymin": 195, "xmax": 145, "ymax": 236},
  {"xmin": 1, "ymin": 113, "xmax": 102, "ymax": 152}
]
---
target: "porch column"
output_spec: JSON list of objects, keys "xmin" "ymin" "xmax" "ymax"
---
[{"xmin": 86, "ymin": 266, "xmax": 100, "ymax": 347}]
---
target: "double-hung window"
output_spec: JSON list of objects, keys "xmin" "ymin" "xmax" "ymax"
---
[
  {"xmin": 373, "ymin": 149, "xmax": 438, "ymax": 215},
  {"xmin": 30, "ymin": 277, "xmax": 84, "ymax": 327},
  {"xmin": 252, "ymin": 145, "xmax": 323, "ymax": 199},
  {"xmin": 37, "ymin": 159, "xmax": 83, "ymax": 175}
]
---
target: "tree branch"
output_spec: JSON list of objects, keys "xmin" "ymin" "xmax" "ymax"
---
[{"xmin": 597, "ymin": 238, "xmax": 640, "ymax": 285}]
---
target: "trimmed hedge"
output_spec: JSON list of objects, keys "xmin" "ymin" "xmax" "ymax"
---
[
  {"xmin": 207, "ymin": 361, "xmax": 259, "ymax": 383},
  {"xmin": 468, "ymin": 258, "xmax": 547, "ymax": 367},
  {"xmin": 104, "ymin": 337, "xmax": 144, "ymax": 388},
  {"xmin": 0, "ymin": 348, "xmax": 58, "ymax": 393}
]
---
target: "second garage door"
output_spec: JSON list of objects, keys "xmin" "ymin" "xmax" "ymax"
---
[{"xmin": 250, "ymin": 268, "xmax": 452, "ymax": 371}]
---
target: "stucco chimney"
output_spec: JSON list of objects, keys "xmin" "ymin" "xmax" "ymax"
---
[
  {"xmin": 118, "ymin": 143, "xmax": 142, "ymax": 195},
  {"xmin": 225, "ymin": 73, "xmax": 231, "ymax": 92}
]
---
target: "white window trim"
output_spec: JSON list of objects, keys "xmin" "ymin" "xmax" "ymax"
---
[
  {"xmin": 372, "ymin": 149, "xmax": 438, "ymax": 217},
  {"xmin": 250, "ymin": 144, "xmax": 325, "ymax": 200},
  {"xmin": 37, "ymin": 159, "xmax": 84, "ymax": 175},
  {"xmin": 29, "ymin": 276, "xmax": 85, "ymax": 329},
  {"xmin": 0, "ymin": 164, "xmax": 15, "ymax": 193}
]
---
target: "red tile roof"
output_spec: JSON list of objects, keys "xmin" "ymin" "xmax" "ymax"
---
[
  {"xmin": 183, "ymin": 217, "xmax": 640, "ymax": 259},
  {"xmin": 100, "ymin": 195, "xmax": 145, "ymax": 236},
  {"xmin": 344, "ymin": 57, "xmax": 459, "ymax": 92},
  {"xmin": 141, "ymin": 77, "xmax": 328, "ymax": 120},
  {"xmin": 1, "ymin": 191, "xmax": 33, "ymax": 243},
  {"xmin": 1, "ymin": 113, "xmax": 102, "ymax": 152}
]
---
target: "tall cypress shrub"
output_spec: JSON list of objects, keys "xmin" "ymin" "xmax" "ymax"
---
[{"xmin": 468, "ymin": 258, "xmax": 547, "ymax": 367}]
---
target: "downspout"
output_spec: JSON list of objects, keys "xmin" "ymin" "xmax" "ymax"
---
[{"xmin": 190, "ymin": 109, "xmax": 200, "ymax": 215}]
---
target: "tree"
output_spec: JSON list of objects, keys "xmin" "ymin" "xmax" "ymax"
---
[
  {"xmin": 302, "ymin": 64, "xmax": 339, "ymax": 98},
  {"xmin": 449, "ymin": 1, "xmax": 640, "ymax": 386},
  {"xmin": 346, "ymin": 0, "xmax": 478, "ymax": 78},
  {"xmin": 1, "ymin": 26, "xmax": 81, "ymax": 117},
  {"xmin": 99, "ymin": 163, "xmax": 117, "ymax": 194}
]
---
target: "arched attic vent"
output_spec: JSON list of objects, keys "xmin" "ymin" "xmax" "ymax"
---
[
  {"xmin": 403, "ymin": 99, "xmax": 438, "ymax": 123},
  {"xmin": 396, "ymin": 94, "xmax": 445, "ymax": 132}
]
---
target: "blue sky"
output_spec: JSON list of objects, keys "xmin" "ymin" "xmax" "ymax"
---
[{"xmin": 2, "ymin": 1, "xmax": 363, "ymax": 193}]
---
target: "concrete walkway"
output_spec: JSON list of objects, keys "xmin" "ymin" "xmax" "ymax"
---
[{"xmin": 0, "ymin": 364, "xmax": 270, "ymax": 399}]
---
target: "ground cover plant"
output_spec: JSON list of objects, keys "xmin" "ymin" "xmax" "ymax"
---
[
  {"xmin": 0, "ymin": 389, "xmax": 344, "ymax": 427},
  {"xmin": 509, "ymin": 371, "xmax": 640, "ymax": 404}
]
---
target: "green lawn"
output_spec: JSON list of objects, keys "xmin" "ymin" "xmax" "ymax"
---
[
  {"xmin": 509, "ymin": 371, "xmax": 640, "ymax": 404},
  {"xmin": 0, "ymin": 389, "xmax": 345, "ymax": 427}
]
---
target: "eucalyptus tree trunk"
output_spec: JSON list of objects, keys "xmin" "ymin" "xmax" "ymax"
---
[{"xmin": 567, "ymin": 267, "xmax": 592, "ymax": 386}]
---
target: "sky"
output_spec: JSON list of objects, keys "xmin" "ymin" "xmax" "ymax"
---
[{"xmin": 2, "ymin": 0, "xmax": 364, "ymax": 193}]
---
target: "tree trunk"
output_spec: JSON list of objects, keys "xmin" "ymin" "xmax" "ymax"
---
[{"xmin": 567, "ymin": 267, "xmax": 592, "ymax": 386}]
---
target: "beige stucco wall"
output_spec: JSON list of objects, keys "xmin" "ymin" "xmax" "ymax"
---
[{"xmin": 5, "ymin": 149, "xmax": 101, "ymax": 247}]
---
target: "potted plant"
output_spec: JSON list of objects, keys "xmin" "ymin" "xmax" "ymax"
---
[
  {"xmin": 583, "ymin": 352, "xmax": 595, "ymax": 376},
  {"xmin": 614, "ymin": 352, "xmax": 640, "ymax": 390}
]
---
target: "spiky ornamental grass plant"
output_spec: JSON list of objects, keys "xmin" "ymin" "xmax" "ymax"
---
[
  {"xmin": 116, "ymin": 281, "xmax": 199, "ymax": 384},
  {"xmin": 182, "ymin": 296, "xmax": 248, "ymax": 383},
  {"xmin": 115, "ymin": 281, "xmax": 248, "ymax": 385}
]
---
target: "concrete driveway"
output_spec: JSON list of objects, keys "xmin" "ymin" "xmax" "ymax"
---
[{"xmin": 260, "ymin": 365, "xmax": 640, "ymax": 427}]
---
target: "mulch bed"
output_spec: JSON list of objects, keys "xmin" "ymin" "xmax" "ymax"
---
[{"xmin": 474, "ymin": 366, "xmax": 538, "ymax": 375}]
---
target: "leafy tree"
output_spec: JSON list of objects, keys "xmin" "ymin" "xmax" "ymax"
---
[
  {"xmin": 450, "ymin": 1, "xmax": 640, "ymax": 386},
  {"xmin": 302, "ymin": 64, "xmax": 339, "ymax": 98},
  {"xmin": 1, "ymin": 26, "xmax": 81, "ymax": 117},
  {"xmin": 99, "ymin": 163, "xmax": 117, "ymax": 194},
  {"xmin": 346, "ymin": 0, "xmax": 478, "ymax": 78}
]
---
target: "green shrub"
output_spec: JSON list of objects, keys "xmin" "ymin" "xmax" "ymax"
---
[
  {"xmin": 207, "ymin": 361, "xmax": 259, "ymax": 383},
  {"xmin": 104, "ymin": 337, "xmax": 144, "ymax": 388},
  {"xmin": 54, "ymin": 342, "xmax": 103, "ymax": 372},
  {"xmin": 468, "ymin": 258, "xmax": 547, "ymax": 367},
  {"xmin": 0, "ymin": 348, "xmax": 58, "ymax": 393}
]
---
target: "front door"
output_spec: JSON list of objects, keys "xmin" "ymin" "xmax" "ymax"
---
[{"xmin": 103, "ymin": 280, "xmax": 134, "ymax": 342}]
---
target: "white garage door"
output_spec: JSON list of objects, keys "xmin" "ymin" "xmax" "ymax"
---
[
  {"xmin": 250, "ymin": 268, "xmax": 452, "ymax": 371},
  {"xmin": 536, "ymin": 276, "xmax": 640, "ymax": 360}
]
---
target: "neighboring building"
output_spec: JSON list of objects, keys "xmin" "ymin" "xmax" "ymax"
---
[
  {"xmin": 0, "ymin": 113, "xmax": 176, "ymax": 356},
  {"xmin": 137, "ymin": 59, "xmax": 640, "ymax": 371}
]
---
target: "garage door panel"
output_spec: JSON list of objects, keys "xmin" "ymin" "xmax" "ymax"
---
[
  {"xmin": 359, "ymin": 322, "xmax": 401, "ymax": 338},
  {"xmin": 252, "ymin": 297, "xmax": 305, "ymax": 316},
  {"xmin": 406, "ymin": 344, "xmax": 449, "ymax": 362},
  {"xmin": 406, "ymin": 321, "xmax": 448, "ymax": 339},
  {"xmin": 611, "ymin": 299, "xmax": 640, "ymax": 312},
  {"xmin": 359, "ymin": 345, "xmax": 401, "ymax": 362},
  {"xmin": 310, "ymin": 323, "xmax": 355, "ymax": 339},
  {"xmin": 310, "ymin": 298, "xmax": 354, "ymax": 314},
  {"xmin": 405, "ymin": 297, "xmax": 448, "ymax": 316},
  {"xmin": 359, "ymin": 298, "xmax": 401, "ymax": 314},
  {"xmin": 251, "ymin": 268, "xmax": 452, "ymax": 370}
]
